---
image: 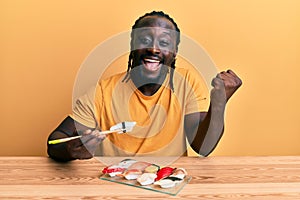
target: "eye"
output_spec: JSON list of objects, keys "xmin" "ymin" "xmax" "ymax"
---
[
  {"xmin": 159, "ymin": 40, "xmax": 170, "ymax": 47},
  {"xmin": 139, "ymin": 37, "xmax": 152, "ymax": 45}
]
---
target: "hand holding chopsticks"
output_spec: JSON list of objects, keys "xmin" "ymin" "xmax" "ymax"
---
[{"xmin": 48, "ymin": 121, "xmax": 136, "ymax": 145}]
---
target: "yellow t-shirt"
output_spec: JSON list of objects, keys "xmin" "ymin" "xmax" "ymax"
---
[{"xmin": 71, "ymin": 67, "xmax": 209, "ymax": 156}]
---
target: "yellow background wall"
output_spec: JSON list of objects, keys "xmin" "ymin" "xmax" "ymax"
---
[{"xmin": 1, "ymin": 0, "xmax": 299, "ymax": 156}]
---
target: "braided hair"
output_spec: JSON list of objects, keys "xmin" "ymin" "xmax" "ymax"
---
[{"xmin": 122, "ymin": 11, "xmax": 181, "ymax": 92}]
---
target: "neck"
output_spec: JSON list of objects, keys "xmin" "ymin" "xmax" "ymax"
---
[{"xmin": 138, "ymin": 83, "xmax": 162, "ymax": 96}]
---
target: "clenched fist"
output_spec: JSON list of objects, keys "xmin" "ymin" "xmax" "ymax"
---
[{"xmin": 211, "ymin": 69, "xmax": 242, "ymax": 106}]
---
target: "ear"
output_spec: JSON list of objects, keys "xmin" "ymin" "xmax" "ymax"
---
[
  {"xmin": 173, "ymin": 50, "xmax": 177, "ymax": 58},
  {"xmin": 174, "ymin": 46, "xmax": 178, "ymax": 57}
]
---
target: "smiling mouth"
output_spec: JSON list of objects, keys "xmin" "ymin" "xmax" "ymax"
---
[{"xmin": 142, "ymin": 58, "xmax": 162, "ymax": 72}]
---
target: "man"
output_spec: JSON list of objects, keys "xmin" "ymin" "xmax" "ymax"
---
[{"xmin": 47, "ymin": 11, "xmax": 242, "ymax": 161}]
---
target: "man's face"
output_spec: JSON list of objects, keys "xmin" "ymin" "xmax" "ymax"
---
[{"xmin": 131, "ymin": 16, "xmax": 178, "ymax": 82}]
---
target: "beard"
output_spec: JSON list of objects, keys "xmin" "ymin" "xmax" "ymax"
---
[{"xmin": 130, "ymin": 64, "xmax": 169, "ymax": 88}]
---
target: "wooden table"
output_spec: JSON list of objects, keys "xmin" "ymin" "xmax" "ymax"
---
[{"xmin": 0, "ymin": 156, "xmax": 300, "ymax": 199}]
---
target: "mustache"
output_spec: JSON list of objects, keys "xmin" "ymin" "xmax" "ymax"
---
[{"xmin": 142, "ymin": 55, "xmax": 163, "ymax": 61}]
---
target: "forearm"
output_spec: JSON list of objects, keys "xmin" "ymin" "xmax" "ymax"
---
[
  {"xmin": 198, "ymin": 104, "xmax": 225, "ymax": 156},
  {"xmin": 188, "ymin": 69, "xmax": 242, "ymax": 156},
  {"xmin": 188, "ymin": 102, "xmax": 225, "ymax": 156}
]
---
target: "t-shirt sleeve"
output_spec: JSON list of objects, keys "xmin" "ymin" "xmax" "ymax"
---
[
  {"xmin": 185, "ymin": 70, "xmax": 210, "ymax": 114},
  {"xmin": 70, "ymin": 86, "xmax": 97, "ymax": 128}
]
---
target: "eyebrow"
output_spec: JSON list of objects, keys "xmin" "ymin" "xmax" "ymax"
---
[
  {"xmin": 138, "ymin": 31, "xmax": 172, "ymax": 39},
  {"xmin": 162, "ymin": 31, "xmax": 171, "ymax": 36},
  {"xmin": 136, "ymin": 28, "xmax": 172, "ymax": 34}
]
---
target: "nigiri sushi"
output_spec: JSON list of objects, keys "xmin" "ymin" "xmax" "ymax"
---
[
  {"xmin": 144, "ymin": 164, "xmax": 160, "ymax": 173},
  {"xmin": 117, "ymin": 169, "xmax": 143, "ymax": 180},
  {"xmin": 116, "ymin": 161, "xmax": 152, "ymax": 180},
  {"xmin": 154, "ymin": 179, "xmax": 176, "ymax": 188},
  {"xmin": 101, "ymin": 159, "xmax": 137, "ymax": 177},
  {"xmin": 154, "ymin": 168, "xmax": 187, "ymax": 188},
  {"xmin": 154, "ymin": 167, "xmax": 174, "ymax": 181},
  {"xmin": 169, "ymin": 168, "xmax": 187, "ymax": 180},
  {"xmin": 102, "ymin": 166, "xmax": 124, "ymax": 177},
  {"xmin": 137, "ymin": 173, "xmax": 157, "ymax": 186},
  {"xmin": 127, "ymin": 161, "xmax": 151, "ymax": 171}
]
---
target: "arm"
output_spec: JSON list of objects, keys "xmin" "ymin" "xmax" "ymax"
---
[
  {"xmin": 185, "ymin": 70, "xmax": 242, "ymax": 156},
  {"xmin": 47, "ymin": 116, "xmax": 105, "ymax": 161}
]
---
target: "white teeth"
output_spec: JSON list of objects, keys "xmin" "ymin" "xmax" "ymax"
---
[
  {"xmin": 144, "ymin": 59, "xmax": 160, "ymax": 63},
  {"xmin": 143, "ymin": 58, "xmax": 161, "ymax": 72}
]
